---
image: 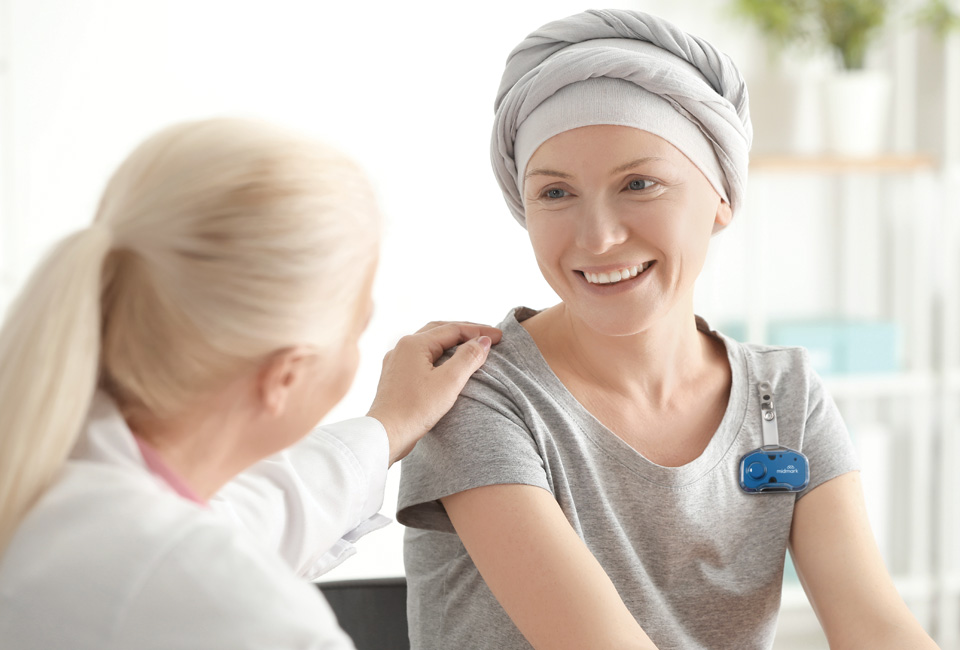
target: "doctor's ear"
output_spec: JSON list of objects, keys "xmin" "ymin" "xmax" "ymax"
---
[
  {"xmin": 257, "ymin": 346, "xmax": 314, "ymax": 417},
  {"xmin": 712, "ymin": 199, "xmax": 733, "ymax": 234}
]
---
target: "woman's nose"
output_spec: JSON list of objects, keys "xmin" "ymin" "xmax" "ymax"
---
[{"xmin": 576, "ymin": 199, "xmax": 629, "ymax": 255}]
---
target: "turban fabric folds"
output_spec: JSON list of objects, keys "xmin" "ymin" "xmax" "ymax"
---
[{"xmin": 491, "ymin": 9, "xmax": 753, "ymax": 227}]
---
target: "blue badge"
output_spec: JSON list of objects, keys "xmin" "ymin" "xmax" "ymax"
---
[{"xmin": 739, "ymin": 381, "xmax": 809, "ymax": 494}]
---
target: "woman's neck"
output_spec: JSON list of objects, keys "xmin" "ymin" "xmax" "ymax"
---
[
  {"xmin": 126, "ymin": 385, "xmax": 256, "ymax": 501},
  {"xmin": 523, "ymin": 301, "xmax": 720, "ymax": 408}
]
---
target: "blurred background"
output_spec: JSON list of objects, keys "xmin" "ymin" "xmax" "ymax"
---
[{"xmin": 0, "ymin": 0, "xmax": 957, "ymax": 647}]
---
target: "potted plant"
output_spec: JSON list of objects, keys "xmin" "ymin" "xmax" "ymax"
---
[
  {"xmin": 815, "ymin": 0, "xmax": 893, "ymax": 155},
  {"xmin": 733, "ymin": 0, "xmax": 959, "ymax": 61},
  {"xmin": 731, "ymin": 0, "xmax": 960, "ymax": 155},
  {"xmin": 735, "ymin": 0, "xmax": 960, "ymax": 155}
]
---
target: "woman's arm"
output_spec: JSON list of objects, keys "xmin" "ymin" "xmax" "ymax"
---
[
  {"xmin": 442, "ymin": 483, "xmax": 659, "ymax": 650},
  {"xmin": 790, "ymin": 471, "xmax": 938, "ymax": 649}
]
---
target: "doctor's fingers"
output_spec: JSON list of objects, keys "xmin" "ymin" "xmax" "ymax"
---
[
  {"xmin": 430, "ymin": 334, "xmax": 494, "ymax": 391},
  {"xmin": 368, "ymin": 331, "xmax": 494, "ymax": 465},
  {"xmin": 410, "ymin": 321, "xmax": 502, "ymax": 360},
  {"xmin": 414, "ymin": 320, "xmax": 500, "ymax": 336}
]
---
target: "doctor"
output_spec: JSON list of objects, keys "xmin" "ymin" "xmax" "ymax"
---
[{"xmin": 0, "ymin": 118, "xmax": 499, "ymax": 649}]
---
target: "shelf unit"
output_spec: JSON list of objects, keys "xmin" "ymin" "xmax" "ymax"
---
[
  {"xmin": 938, "ymin": 163, "xmax": 960, "ymax": 648},
  {"xmin": 935, "ymin": 13, "xmax": 960, "ymax": 645},
  {"xmin": 737, "ymin": 152, "xmax": 950, "ymax": 646},
  {"xmin": 0, "ymin": 0, "xmax": 12, "ymax": 318}
]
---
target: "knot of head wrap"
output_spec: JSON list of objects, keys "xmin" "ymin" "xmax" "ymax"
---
[{"xmin": 491, "ymin": 8, "xmax": 753, "ymax": 228}]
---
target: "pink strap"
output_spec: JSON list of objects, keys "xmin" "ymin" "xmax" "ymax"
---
[{"xmin": 134, "ymin": 436, "xmax": 207, "ymax": 506}]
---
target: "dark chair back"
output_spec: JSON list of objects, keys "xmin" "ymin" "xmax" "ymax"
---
[{"xmin": 318, "ymin": 577, "xmax": 409, "ymax": 650}]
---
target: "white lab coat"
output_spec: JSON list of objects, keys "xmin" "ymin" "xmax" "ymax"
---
[{"xmin": 0, "ymin": 392, "xmax": 391, "ymax": 649}]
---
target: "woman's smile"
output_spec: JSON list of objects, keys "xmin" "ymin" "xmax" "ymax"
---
[
  {"xmin": 578, "ymin": 261, "xmax": 656, "ymax": 286},
  {"xmin": 575, "ymin": 261, "xmax": 657, "ymax": 295}
]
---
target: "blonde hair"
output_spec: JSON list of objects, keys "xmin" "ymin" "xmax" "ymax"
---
[{"xmin": 0, "ymin": 118, "xmax": 380, "ymax": 550}]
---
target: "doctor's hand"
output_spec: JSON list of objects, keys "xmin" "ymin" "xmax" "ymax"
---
[{"xmin": 367, "ymin": 321, "xmax": 502, "ymax": 466}]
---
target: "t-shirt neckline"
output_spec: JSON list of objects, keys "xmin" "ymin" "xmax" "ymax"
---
[{"xmin": 503, "ymin": 306, "xmax": 750, "ymax": 488}]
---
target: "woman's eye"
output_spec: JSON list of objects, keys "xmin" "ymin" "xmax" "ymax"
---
[
  {"xmin": 543, "ymin": 188, "xmax": 568, "ymax": 199},
  {"xmin": 628, "ymin": 179, "xmax": 656, "ymax": 191}
]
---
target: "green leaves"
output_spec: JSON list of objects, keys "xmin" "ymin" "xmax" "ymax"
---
[
  {"xmin": 915, "ymin": 0, "xmax": 960, "ymax": 40},
  {"xmin": 730, "ymin": 0, "xmax": 816, "ymax": 50},
  {"xmin": 731, "ymin": 0, "xmax": 959, "ymax": 71},
  {"xmin": 817, "ymin": 0, "xmax": 890, "ymax": 69}
]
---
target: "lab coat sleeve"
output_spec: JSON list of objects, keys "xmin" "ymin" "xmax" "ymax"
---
[
  {"xmin": 210, "ymin": 417, "xmax": 391, "ymax": 581},
  {"xmin": 116, "ymin": 516, "xmax": 358, "ymax": 650}
]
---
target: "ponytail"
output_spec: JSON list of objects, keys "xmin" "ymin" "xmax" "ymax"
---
[
  {"xmin": 0, "ymin": 225, "xmax": 112, "ymax": 552},
  {"xmin": 0, "ymin": 117, "xmax": 380, "ymax": 554}
]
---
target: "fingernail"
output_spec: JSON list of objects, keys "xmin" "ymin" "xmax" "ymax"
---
[{"xmin": 478, "ymin": 336, "xmax": 492, "ymax": 352}]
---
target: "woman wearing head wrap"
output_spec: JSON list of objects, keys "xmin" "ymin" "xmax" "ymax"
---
[{"xmin": 398, "ymin": 9, "xmax": 936, "ymax": 649}]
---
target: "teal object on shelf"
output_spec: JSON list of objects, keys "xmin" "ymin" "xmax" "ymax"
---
[
  {"xmin": 767, "ymin": 320, "xmax": 900, "ymax": 376},
  {"xmin": 768, "ymin": 322, "xmax": 841, "ymax": 374},
  {"xmin": 716, "ymin": 321, "xmax": 747, "ymax": 342},
  {"xmin": 842, "ymin": 321, "xmax": 900, "ymax": 374}
]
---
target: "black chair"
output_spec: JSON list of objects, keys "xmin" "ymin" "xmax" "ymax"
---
[{"xmin": 317, "ymin": 577, "xmax": 409, "ymax": 650}]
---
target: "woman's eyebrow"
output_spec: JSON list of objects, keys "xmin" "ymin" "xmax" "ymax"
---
[
  {"xmin": 525, "ymin": 157, "xmax": 669, "ymax": 181},
  {"xmin": 524, "ymin": 168, "xmax": 573, "ymax": 180},
  {"xmin": 609, "ymin": 157, "xmax": 668, "ymax": 174}
]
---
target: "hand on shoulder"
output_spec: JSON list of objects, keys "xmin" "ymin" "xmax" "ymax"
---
[{"xmin": 367, "ymin": 321, "xmax": 502, "ymax": 465}]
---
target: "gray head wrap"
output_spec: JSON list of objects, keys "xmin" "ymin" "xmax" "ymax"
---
[{"xmin": 491, "ymin": 9, "xmax": 753, "ymax": 228}]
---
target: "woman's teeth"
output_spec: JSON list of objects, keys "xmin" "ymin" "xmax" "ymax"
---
[{"xmin": 583, "ymin": 262, "xmax": 652, "ymax": 285}]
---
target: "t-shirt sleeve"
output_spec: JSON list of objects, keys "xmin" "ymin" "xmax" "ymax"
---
[
  {"xmin": 397, "ymin": 363, "xmax": 552, "ymax": 533},
  {"xmin": 797, "ymin": 352, "xmax": 861, "ymax": 498}
]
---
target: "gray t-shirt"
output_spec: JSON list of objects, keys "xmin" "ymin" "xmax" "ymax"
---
[{"xmin": 397, "ymin": 307, "xmax": 859, "ymax": 650}]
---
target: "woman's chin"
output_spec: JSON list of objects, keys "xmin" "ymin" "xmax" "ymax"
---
[{"xmin": 564, "ymin": 302, "xmax": 665, "ymax": 339}]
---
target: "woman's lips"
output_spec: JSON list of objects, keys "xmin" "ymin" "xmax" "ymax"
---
[
  {"xmin": 580, "ymin": 261, "xmax": 654, "ymax": 285},
  {"xmin": 575, "ymin": 261, "xmax": 656, "ymax": 294}
]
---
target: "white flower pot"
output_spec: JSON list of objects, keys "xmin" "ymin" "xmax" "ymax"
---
[{"xmin": 823, "ymin": 69, "xmax": 892, "ymax": 156}]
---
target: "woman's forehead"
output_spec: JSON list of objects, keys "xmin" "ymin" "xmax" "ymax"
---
[{"xmin": 529, "ymin": 126, "xmax": 684, "ymax": 167}]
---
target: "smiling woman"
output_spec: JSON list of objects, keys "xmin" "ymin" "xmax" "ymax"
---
[{"xmin": 396, "ymin": 8, "xmax": 938, "ymax": 650}]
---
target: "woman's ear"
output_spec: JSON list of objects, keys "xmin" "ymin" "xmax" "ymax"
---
[
  {"xmin": 712, "ymin": 199, "xmax": 733, "ymax": 234},
  {"xmin": 257, "ymin": 347, "xmax": 312, "ymax": 417}
]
